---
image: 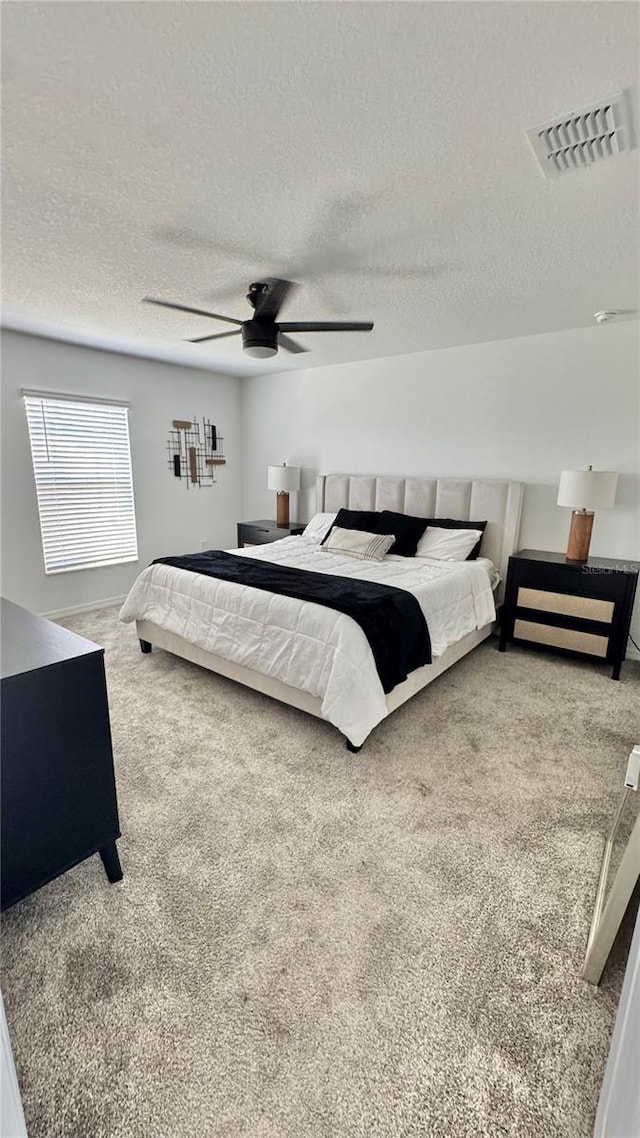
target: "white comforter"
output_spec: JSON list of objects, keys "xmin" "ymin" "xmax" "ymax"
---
[{"xmin": 119, "ymin": 536, "xmax": 498, "ymax": 746}]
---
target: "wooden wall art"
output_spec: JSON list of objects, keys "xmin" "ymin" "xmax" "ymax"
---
[{"xmin": 167, "ymin": 417, "xmax": 226, "ymax": 489}]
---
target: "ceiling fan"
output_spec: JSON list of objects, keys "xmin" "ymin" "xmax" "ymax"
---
[
  {"xmin": 157, "ymin": 189, "xmax": 444, "ymax": 315},
  {"xmin": 143, "ymin": 278, "xmax": 373, "ymax": 358}
]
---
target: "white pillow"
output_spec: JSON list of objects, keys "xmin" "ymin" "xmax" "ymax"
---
[
  {"xmin": 322, "ymin": 527, "xmax": 395, "ymax": 561},
  {"xmin": 302, "ymin": 512, "xmax": 337, "ymax": 543},
  {"xmin": 415, "ymin": 526, "xmax": 483, "ymax": 561}
]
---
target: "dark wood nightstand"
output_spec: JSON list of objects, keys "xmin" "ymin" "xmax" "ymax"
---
[
  {"xmin": 236, "ymin": 519, "xmax": 305, "ymax": 548},
  {"xmin": 499, "ymin": 549, "xmax": 639, "ymax": 680}
]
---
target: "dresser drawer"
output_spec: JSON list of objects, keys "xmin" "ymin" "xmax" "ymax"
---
[
  {"xmin": 513, "ymin": 619, "xmax": 609, "ymax": 657},
  {"xmin": 517, "ymin": 587, "xmax": 615, "ymax": 623}
]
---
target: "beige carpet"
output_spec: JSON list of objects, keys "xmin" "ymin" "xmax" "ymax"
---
[{"xmin": 2, "ymin": 608, "xmax": 639, "ymax": 1138}]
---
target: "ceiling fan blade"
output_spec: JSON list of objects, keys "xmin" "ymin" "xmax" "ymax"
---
[
  {"xmin": 278, "ymin": 321, "xmax": 374, "ymax": 333},
  {"xmin": 278, "ymin": 333, "xmax": 308, "ymax": 354},
  {"xmin": 309, "ymin": 280, "xmax": 350, "ymax": 314},
  {"xmin": 293, "ymin": 193, "xmax": 379, "ymax": 278},
  {"xmin": 187, "ymin": 330, "xmax": 242, "ymax": 344},
  {"xmin": 253, "ymin": 278, "xmax": 296, "ymax": 321},
  {"xmin": 336, "ymin": 265, "xmax": 442, "ymax": 279},
  {"xmin": 142, "ymin": 297, "xmax": 243, "ymax": 325},
  {"xmin": 155, "ymin": 226, "xmax": 276, "ymax": 266}
]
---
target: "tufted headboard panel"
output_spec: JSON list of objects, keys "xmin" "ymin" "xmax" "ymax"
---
[{"xmin": 316, "ymin": 473, "xmax": 524, "ymax": 599}]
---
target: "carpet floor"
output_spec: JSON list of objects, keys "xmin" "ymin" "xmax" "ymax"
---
[{"xmin": 2, "ymin": 608, "xmax": 639, "ymax": 1138}]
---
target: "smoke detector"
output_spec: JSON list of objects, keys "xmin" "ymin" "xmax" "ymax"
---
[
  {"xmin": 594, "ymin": 311, "xmax": 621, "ymax": 323},
  {"xmin": 527, "ymin": 93, "xmax": 631, "ymax": 178}
]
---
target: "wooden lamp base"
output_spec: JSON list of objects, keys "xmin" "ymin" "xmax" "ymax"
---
[
  {"xmin": 276, "ymin": 492, "xmax": 290, "ymax": 528},
  {"xmin": 566, "ymin": 510, "xmax": 594, "ymax": 562}
]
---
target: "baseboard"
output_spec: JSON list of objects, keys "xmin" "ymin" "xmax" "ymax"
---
[{"xmin": 41, "ymin": 595, "xmax": 127, "ymax": 620}]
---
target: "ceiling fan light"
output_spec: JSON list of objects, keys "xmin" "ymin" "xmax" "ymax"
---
[{"xmin": 244, "ymin": 344, "xmax": 277, "ymax": 358}]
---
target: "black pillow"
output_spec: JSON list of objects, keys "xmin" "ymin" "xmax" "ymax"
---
[
  {"xmin": 321, "ymin": 508, "xmax": 386, "ymax": 545},
  {"xmin": 378, "ymin": 511, "xmax": 429, "ymax": 557},
  {"xmin": 420, "ymin": 518, "xmax": 488, "ymax": 560},
  {"xmin": 322, "ymin": 509, "xmax": 487, "ymax": 558}
]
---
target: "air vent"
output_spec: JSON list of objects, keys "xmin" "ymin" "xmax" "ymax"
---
[{"xmin": 527, "ymin": 94, "xmax": 630, "ymax": 178}]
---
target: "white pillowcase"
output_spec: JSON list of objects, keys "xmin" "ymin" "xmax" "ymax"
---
[
  {"xmin": 415, "ymin": 526, "xmax": 483, "ymax": 561},
  {"xmin": 302, "ymin": 512, "xmax": 337, "ymax": 543},
  {"xmin": 322, "ymin": 527, "xmax": 395, "ymax": 561}
]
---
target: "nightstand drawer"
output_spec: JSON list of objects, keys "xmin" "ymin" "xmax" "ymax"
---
[
  {"xmin": 514, "ymin": 619, "xmax": 609, "ymax": 657},
  {"xmin": 240, "ymin": 526, "xmax": 279, "ymax": 546},
  {"xmin": 237, "ymin": 520, "xmax": 304, "ymax": 548},
  {"xmin": 517, "ymin": 587, "xmax": 615, "ymax": 623}
]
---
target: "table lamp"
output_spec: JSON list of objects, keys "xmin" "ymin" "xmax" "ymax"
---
[
  {"xmin": 557, "ymin": 466, "xmax": 618, "ymax": 562},
  {"xmin": 268, "ymin": 463, "xmax": 300, "ymax": 528}
]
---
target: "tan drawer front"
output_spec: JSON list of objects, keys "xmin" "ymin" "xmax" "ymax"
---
[
  {"xmin": 514, "ymin": 619, "xmax": 609, "ymax": 658},
  {"xmin": 517, "ymin": 587, "xmax": 614, "ymax": 623}
]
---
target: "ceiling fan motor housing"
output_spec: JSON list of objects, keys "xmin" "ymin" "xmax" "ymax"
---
[{"xmin": 241, "ymin": 319, "xmax": 279, "ymax": 357}]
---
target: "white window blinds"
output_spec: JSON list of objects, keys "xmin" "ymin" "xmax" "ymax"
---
[{"xmin": 24, "ymin": 393, "xmax": 139, "ymax": 574}]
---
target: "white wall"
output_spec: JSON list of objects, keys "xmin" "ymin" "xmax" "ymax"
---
[
  {"xmin": 242, "ymin": 321, "xmax": 640, "ymax": 654},
  {"xmin": 3, "ymin": 323, "xmax": 639, "ymax": 654},
  {"xmin": 1, "ymin": 331, "xmax": 243, "ymax": 615}
]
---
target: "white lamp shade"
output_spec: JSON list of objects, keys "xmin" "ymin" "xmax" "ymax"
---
[
  {"xmin": 557, "ymin": 469, "xmax": 618, "ymax": 510},
  {"xmin": 267, "ymin": 464, "xmax": 300, "ymax": 493}
]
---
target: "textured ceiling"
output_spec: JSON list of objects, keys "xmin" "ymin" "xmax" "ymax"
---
[{"xmin": 2, "ymin": 1, "xmax": 639, "ymax": 378}]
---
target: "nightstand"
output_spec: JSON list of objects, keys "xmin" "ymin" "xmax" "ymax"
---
[
  {"xmin": 236, "ymin": 519, "xmax": 305, "ymax": 548},
  {"xmin": 499, "ymin": 549, "xmax": 639, "ymax": 680}
]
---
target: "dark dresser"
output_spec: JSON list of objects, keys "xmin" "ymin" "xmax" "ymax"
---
[
  {"xmin": 1, "ymin": 598, "xmax": 123, "ymax": 910},
  {"xmin": 499, "ymin": 549, "xmax": 639, "ymax": 680}
]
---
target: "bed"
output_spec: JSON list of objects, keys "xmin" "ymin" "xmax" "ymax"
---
[{"xmin": 120, "ymin": 473, "xmax": 524, "ymax": 748}]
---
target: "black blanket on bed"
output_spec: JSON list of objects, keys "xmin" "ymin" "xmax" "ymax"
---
[{"xmin": 153, "ymin": 550, "xmax": 432, "ymax": 694}]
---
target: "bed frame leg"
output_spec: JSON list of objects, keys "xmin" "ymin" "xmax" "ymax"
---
[
  {"xmin": 345, "ymin": 738, "xmax": 362, "ymax": 753},
  {"xmin": 139, "ymin": 639, "xmax": 152, "ymax": 654}
]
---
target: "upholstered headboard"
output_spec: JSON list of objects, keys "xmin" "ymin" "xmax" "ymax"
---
[{"xmin": 316, "ymin": 473, "xmax": 524, "ymax": 598}]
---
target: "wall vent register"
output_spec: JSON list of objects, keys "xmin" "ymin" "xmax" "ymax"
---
[{"xmin": 527, "ymin": 93, "xmax": 631, "ymax": 177}]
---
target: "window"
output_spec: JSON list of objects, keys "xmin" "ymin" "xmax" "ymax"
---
[{"xmin": 24, "ymin": 391, "xmax": 138, "ymax": 574}]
